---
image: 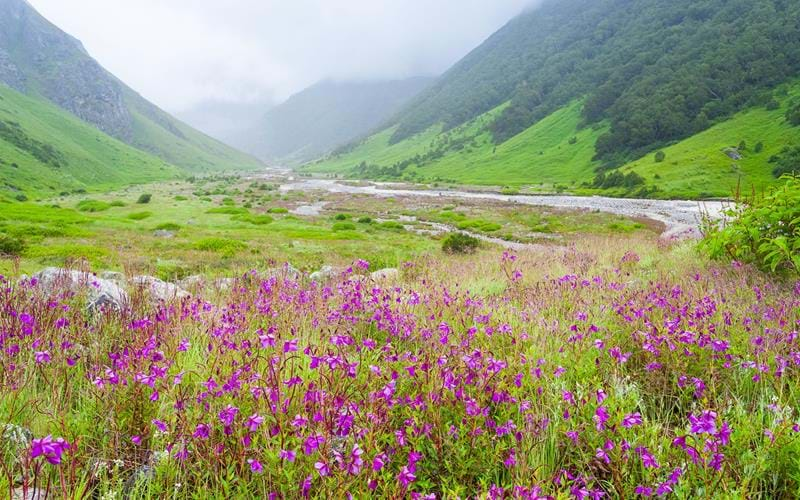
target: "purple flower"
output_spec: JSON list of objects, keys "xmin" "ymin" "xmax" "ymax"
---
[
  {"xmin": 636, "ymin": 447, "xmax": 659, "ymax": 469},
  {"xmin": 688, "ymin": 410, "xmax": 717, "ymax": 435},
  {"xmin": 279, "ymin": 449, "xmax": 296, "ymax": 462},
  {"xmin": 622, "ymin": 413, "xmax": 643, "ymax": 428},
  {"xmin": 30, "ymin": 435, "xmax": 70, "ymax": 465},
  {"xmin": 34, "ymin": 351, "xmax": 51, "ymax": 364},
  {"xmin": 594, "ymin": 406, "xmax": 610, "ymax": 430},
  {"xmin": 152, "ymin": 419, "xmax": 168, "ymax": 433},
  {"xmin": 634, "ymin": 485, "xmax": 653, "ymax": 497},
  {"xmin": 193, "ymin": 423, "xmax": 211, "ymax": 440},
  {"xmin": 398, "ymin": 466, "xmax": 416, "ymax": 488},
  {"xmin": 247, "ymin": 414, "xmax": 265, "ymax": 432},
  {"xmin": 248, "ymin": 458, "xmax": 263, "ymax": 473},
  {"xmin": 218, "ymin": 405, "xmax": 239, "ymax": 427},
  {"xmin": 314, "ymin": 461, "xmax": 330, "ymax": 477}
]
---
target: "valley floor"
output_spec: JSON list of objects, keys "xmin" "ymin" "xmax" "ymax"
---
[{"xmin": 1, "ymin": 173, "xmax": 798, "ymax": 498}]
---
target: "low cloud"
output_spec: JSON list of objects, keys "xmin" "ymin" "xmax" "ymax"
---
[{"xmin": 29, "ymin": 0, "xmax": 535, "ymax": 112}]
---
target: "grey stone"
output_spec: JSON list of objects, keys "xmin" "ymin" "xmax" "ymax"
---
[
  {"xmin": 370, "ymin": 268, "xmax": 400, "ymax": 281},
  {"xmin": 33, "ymin": 267, "xmax": 128, "ymax": 312},
  {"xmin": 131, "ymin": 275, "xmax": 190, "ymax": 302},
  {"xmin": 310, "ymin": 265, "xmax": 337, "ymax": 282},
  {"xmin": 152, "ymin": 230, "xmax": 175, "ymax": 238}
]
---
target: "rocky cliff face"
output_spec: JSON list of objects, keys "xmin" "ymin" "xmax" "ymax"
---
[{"xmin": 0, "ymin": 0, "xmax": 134, "ymax": 140}]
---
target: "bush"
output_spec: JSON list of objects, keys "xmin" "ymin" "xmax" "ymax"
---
[
  {"xmin": 702, "ymin": 176, "xmax": 799, "ymax": 275},
  {"xmin": 332, "ymin": 222, "xmax": 356, "ymax": 231},
  {"xmin": 333, "ymin": 213, "xmax": 350, "ymax": 221},
  {"xmin": 127, "ymin": 211, "xmax": 152, "ymax": 221},
  {"xmin": 786, "ymin": 103, "xmax": 800, "ymax": 126},
  {"xmin": 194, "ymin": 238, "xmax": 247, "ymax": 257},
  {"xmin": 14, "ymin": 193, "xmax": 28, "ymax": 202},
  {"xmin": 76, "ymin": 200, "xmax": 111, "ymax": 212},
  {"xmin": 267, "ymin": 207, "xmax": 289, "ymax": 214},
  {"xmin": 769, "ymin": 146, "xmax": 800, "ymax": 178},
  {"xmin": 109, "ymin": 200, "xmax": 126, "ymax": 207},
  {"xmin": 154, "ymin": 222, "xmax": 182, "ymax": 231},
  {"xmin": 232, "ymin": 214, "xmax": 274, "ymax": 226},
  {"xmin": 206, "ymin": 207, "xmax": 249, "ymax": 215},
  {"xmin": 654, "ymin": 151, "xmax": 666, "ymax": 163},
  {"xmin": 0, "ymin": 235, "xmax": 25, "ymax": 256},
  {"xmin": 174, "ymin": 195, "xmax": 188, "ymax": 201},
  {"xmin": 754, "ymin": 141, "xmax": 764, "ymax": 153},
  {"xmin": 378, "ymin": 221, "xmax": 405, "ymax": 232},
  {"xmin": 442, "ymin": 232, "xmax": 480, "ymax": 254},
  {"xmin": 137, "ymin": 194, "xmax": 152, "ymax": 204},
  {"xmin": 357, "ymin": 217, "xmax": 373, "ymax": 224}
]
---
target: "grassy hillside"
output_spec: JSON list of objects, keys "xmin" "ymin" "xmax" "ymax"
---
[
  {"xmin": 0, "ymin": 0, "xmax": 262, "ymax": 174},
  {"xmin": 306, "ymin": 84, "xmax": 800, "ymax": 198},
  {"xmin": 0, "ymin": 85, "xmax": 180, "ymax": 200}
]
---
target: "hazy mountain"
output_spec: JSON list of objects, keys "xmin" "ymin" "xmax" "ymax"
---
[
  {"xmin": 309, "ymin": 0, "xmax": 800, "ymax": 198},
  {"xmin": 240, "ymin": 77, "xmax": 434, "ymax": 165},
  {"xmin": 176, "ymin": 97, "xmax": 274, "ymax": 146},
  {"xmin": 0, "ymin": 0, "xmax": 261, "ymax": 172}
]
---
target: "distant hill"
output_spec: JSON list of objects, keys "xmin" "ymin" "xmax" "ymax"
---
[
  {"xmin": 176, "ymin": 97, "xmax": 274, "ymax": 147},
  {"xmin": 0, "ymin": 84, "xmax": 178, "ymax": 199},
  {"xmin": 239, "ymin": 78, "xmax": 434, "ymax": 165},
  {"xmin": 0, "ymin": 0, "xmax": 261, "ymax": 173},
  {"xmin": 307, "ymin": 0, "xmax": 800, "ymax": 198}
]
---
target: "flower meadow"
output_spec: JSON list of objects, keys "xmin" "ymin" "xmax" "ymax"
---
[{"xmin": 1, "ymin": 241, "xmax": 800, "ymax": 498}]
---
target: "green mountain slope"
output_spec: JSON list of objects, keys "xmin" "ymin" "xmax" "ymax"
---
[
  {"xmin": 0, "ymin": 0, "xmax": 261, "ymax": 173},
  {"xmin": 306, "ymin": 82, "xmax": 800, "ymax": 198},
  {"xmin": 238, "ymin": 78, "xmax": 433, "ymax": 165},
  {"xmin": 0, "ymin": 84, "xmax": 179, "ymax": 199},
  {"xmin": 306, "ymin": 0, "xmax": 800, "ymax": 198}
]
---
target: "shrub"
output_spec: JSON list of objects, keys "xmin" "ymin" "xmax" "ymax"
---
[
  {"xmin": 654, "ymin": 151, "xmax": 666, "ymax": 163},
  {"xmin": 357, "ymin": 217, "xmax": 373, "ymax": 224},
  {"xmin": 754, "ymin": 141, "xmax": 764, "ymax": 153},
  {"xmin": 174, "ymin": 195, "xmax": 188, "ymax": 201},
  {"xmin": 442, "ymin": 232, "xmax": 480, "ymax": 254},
  {"xmin": 334, "ymin": 213, "xmax": 350, "ymax": 221},
  {"xmin": 702, "ymin": 176, "xmax": 799, "ymax": 275},
  {"xmin": 154, "ymin": 222, "xmax": 181, "ymax": 231},
  {"xmin": 379, "ymin": 221, "xmax": 405, "ymax": 232},
  {"xmin": 769, "ymin": 146, "xmax": 800, "ymax": 178},
  {"xmin": 76, "ymin": 200, "xmax": 111, "ymax": 212},
  {"xmin": 206, "ymin": 207, "xmax": 249, "ymax": 215},
  {"xmin": 332, "ymin": 222, "xmax": 356, "ymax": 231},
  {"xmin": 0, "ymin": 235, "xmax": 25, "ymax": 256},
  {"xmin": 232, "ymin": 214, "xmax": 274, "ymax": 226},
  {"xmin": 14, "ymin": 193, "xmax": 28, "ymax": 202},
  {"xmin": 137, "ymin": 193, "xmax": 152, "ymax": 204},
  {"xmin": 194, "ymin": 238, "xmax": 247, "ymax": 257},
  {"xmin": 268, "ymin": 207, "xmax": 289, "ymax": 214},
  {"xmin": 127, "ymin": 211, "xmax": 152, "ymax": 221},
  {"xmin": 457, "ymin": 219, "xmax": 502, "ymax": 232},
  {"xmin": 785, "ymin": 103, "xmax": 800, "ymax": 126},
  {"xmin": 109, "ymin": 200, "xmax": 126, "ymax": 207}
]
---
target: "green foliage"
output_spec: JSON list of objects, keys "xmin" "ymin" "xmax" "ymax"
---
[
  {"xmin": 357, "ymin": 217, "xmax": 373, "ymax": 224},
  {"xmin": 0, "ymin": 235, "xmax": 25, "ymax": 256},
  {"xmin": 206, "ymin": 207, "xmax": 249, "ymax": 215},
  {"xmin": 456, "ymin": 219, "xmax": 502, "ymax": 232},
  {"xmin": 785, "ymin": 102, "xmax": 800, "ymax": 126},
  {"xmin": 232, "ymin": 214, "xmax": 274, "ymax": 226},
  {"xmin": 194, "ymin": 238, "xmax": 247, "ymax": 257},
  {"xmin": 442, "ymin": 232, "xmax": 480, "ymax": 254},
  {"xmin": 174, "ymin": 195, "xmax": 188, "ymax": 201},
  {"xmin": 379, "ymin": 221, "xmax": 406, "ymax": 232},
  {"xmin": 267, "ymin": 207, "xmax": 289, "ymax": 214},
  {"xmin": 755, "ymin": 141, "xmax": 764, "ymax": 153},
  {"xmin": 654, "ymin": 151, "xmax": 666, "ymax": 163},
  {"xmin": 769, "ymin": 146, "xmax": 800, "ymax": 178},
  {"xmin": 702, "ymin": 176, "xmax": 800, "ymax": 275},
  {"xmin": 332, "ymin": 222, "xmax": 357, "ymax": 231},
  {"xmin": 136, "ymin": 193, "xmax": 152, "ymax": 204},
  {"xmin": 127, "ymin": 211, "xmax": 152, "ymax": 221},
  {"xmin": 76, "ymin": 200, "xmax": 111, "ymax": 212},
  {"xmin": 0, "ymin": 119, "xmax": 65, "ymax": 168},
  {"xmin": 154, "ymin": 223, "xmax": 181, "ymax": 231},
  {"xmin": 109, "ymin": 200, "xmax": 125, "ymax": 207},
  {"xmin": 14, "ymin": 194, "xmax": 28, "ymax": 202},
  {"xmin": 592, "ymin": 171, "xmax": 645, "ymax": 189},
  {"xmin": 333, "ymin": 213, "xmax": 350, "ymax": 221}
]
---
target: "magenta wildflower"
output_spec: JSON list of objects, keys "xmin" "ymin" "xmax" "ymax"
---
[
  {"xmin": 279, "ymin": 449, "xmax": 297, "ymax": 462},
  {"xmin": 622, "ymin": 412, "xmax": 643, "ymax": 428},
  {"xmin": 30, "ymin": 436, "xmax": 70, "ymax": 465},
  {"xmin": 314, "ymin": 461, "xmax": 330, "ymax": 477},
  {"xmin": 247, "ymin": 414, "xmax": 265, "ymax": 432},
  {"xmin": 398, "ymin": 465, "xmax": 416, "ymax": 488},
  {"xmin": 34, "ymin": 351, "xmax": 51, "ymax": 364},
  {"xmin": 688, "ymin": 410, "xmax": 717, "ymax": 435},
  {"xmin": 248, "ymin": 458, "xmax": 263, "ymax": 473}
]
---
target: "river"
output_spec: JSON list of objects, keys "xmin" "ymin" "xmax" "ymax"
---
[{"xmin": 275, "ymin": 178, "xmax": 729, "ymax": 238}]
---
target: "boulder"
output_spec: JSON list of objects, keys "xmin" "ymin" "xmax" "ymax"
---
[
  {"xmin": 131, "ymin": 275, "xmax": 190, "ymax": 302},
  {"xmin": 33, "ymin": 267, "xmax": 128, "ymax": 312},
  {"xmin": 370, "ymin": 268, "xmax": 400, "ymax": 281},
  {"xmin": 178, "ymin": 275, "xmax": 206, "ymax": 290},
  {"xmin": 152, "ymin": 230, "xmax": 175, "ymax": 238},
  {"xmin": 310, "ymin": 265, "xmax": 337, "ymax": 282}
]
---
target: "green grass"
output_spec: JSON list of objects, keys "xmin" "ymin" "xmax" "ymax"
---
[
  {"xmin": 620, "ymin": 83, "xmax": 800, "ymax": 198},
  {"xmin": 0, "ymin": 85, "xmax": 179, "ymax": 199},
  {"xmin": 306, "ymin": 84, "xmax": 800, "ymax": 198}
]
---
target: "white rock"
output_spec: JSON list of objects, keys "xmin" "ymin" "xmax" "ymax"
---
[
  {"xmin": 131, "ymin": 275, "xmax": 190, "ymax": 302},
  {"xmin": 370, "ymin": 268, "xmax": 400, "ymax": 281},
  {"xmin": 310, "ymin": 265, "xmax": 337, "ymax": 282},
  {"xmin": 33, "ymin": 267, "xmax": 128, "ymax": 312}
]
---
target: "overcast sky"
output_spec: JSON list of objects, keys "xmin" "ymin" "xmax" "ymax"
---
[{"xmin": 28, "ymin": 0, "xmax": 535, "ymax": 113}]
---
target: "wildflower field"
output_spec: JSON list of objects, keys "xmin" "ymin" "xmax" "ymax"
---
[{"xmin": 2, "ymin": 232, "xmax": 799, "ymax": 498}]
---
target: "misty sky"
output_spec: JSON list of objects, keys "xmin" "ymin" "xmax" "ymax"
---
[{"xmin": 28, "ymin": 0, "xmax": 535, "ymax": 113}]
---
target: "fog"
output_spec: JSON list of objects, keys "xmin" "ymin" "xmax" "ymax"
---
[{"xmin": 28, "ymin": 0, "xmax": 536, "ymax": 114}]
